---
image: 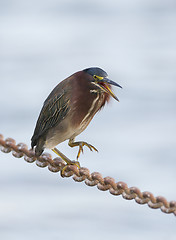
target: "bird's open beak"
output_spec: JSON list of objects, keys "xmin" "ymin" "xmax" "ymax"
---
[{"xmin": 98, "ymin": 77, "xmax": 122, "ymax": 101}]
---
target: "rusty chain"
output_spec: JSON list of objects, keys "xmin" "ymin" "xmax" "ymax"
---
[{"xmin": 0, "ymin": 133, "xmax": 175, "ymax": 216}]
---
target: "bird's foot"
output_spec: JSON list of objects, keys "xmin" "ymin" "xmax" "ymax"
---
[
  {"xmin": 61, "ymin": 161, "xmax": 80, "ymax": 176},
  {"xmin": 52, "ymin": 148, "xmax": 80, "ymax": 175},
  {"xmin": 68, "ymin": 140, "xmax": 98, "ymax": 160}
]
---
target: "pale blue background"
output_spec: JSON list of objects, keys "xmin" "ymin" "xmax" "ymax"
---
[{"xmin": 0, "ymin": 0, "xmax": 176, "ymax": 239}]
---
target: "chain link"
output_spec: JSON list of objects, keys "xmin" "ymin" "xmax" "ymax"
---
[{"xmin": 0, "ymin": 133, "xmax": 175, "ymax": 216}]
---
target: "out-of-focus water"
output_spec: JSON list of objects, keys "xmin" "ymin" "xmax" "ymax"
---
[{"xmin": 0, "ymin": 0, "xmax": 176, "ymax": 239}]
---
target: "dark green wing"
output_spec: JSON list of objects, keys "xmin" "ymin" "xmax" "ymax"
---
[{"xmin": 31, "ymin": 89, "xmax": 70, "ymax": 148}]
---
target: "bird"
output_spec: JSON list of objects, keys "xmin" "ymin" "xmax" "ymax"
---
[{"xmin": 31, "ymin": 67, "xmax": 122, "ymax": 168}]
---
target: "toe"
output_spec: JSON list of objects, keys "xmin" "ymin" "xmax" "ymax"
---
[{"xmin": 91, "ymin": 145, "xmax": 98, "ymax": 152}]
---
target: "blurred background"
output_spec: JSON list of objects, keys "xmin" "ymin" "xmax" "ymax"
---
[{"xmin": 0, "ymin": 0, "xmax": 176, "ymax": 239}]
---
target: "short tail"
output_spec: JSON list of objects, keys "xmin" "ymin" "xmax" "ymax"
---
[{"xmin": 31, "ymin": 136, "xmax": 45, "ymax": 157}]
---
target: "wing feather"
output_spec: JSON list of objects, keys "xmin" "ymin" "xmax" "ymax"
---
[{"xmin": 31, "ymin": 90, "xmax": 70, "ymax": 147}]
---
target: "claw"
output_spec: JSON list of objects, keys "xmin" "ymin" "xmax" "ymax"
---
[
  {"xmin": 61, "ymin": 160, "xmax": 80, "ymax": 176},
  {"xmin": 68, "ymin": 139, "xmax": 98, "ymax": 160},
  {"xmin": 77, "ymin": 143, "xmax": 84, "ymax": 159},
  {"xmin": 52, "ymin": 148, "xmax": 80, "ymax": 175}
]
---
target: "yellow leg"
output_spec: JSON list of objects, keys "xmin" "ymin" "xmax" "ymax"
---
[
  {"xmin": 68, "ymin": 138, "xmax": 98, "ymax": 160},
  {"xmin": 52, "ymin": 148, "xmax": 80, "ymax": 173}
]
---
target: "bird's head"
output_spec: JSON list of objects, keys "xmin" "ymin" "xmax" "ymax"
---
[{"xmin": 83, "ymin": 67, "xmax": 122, "ymax": 101}]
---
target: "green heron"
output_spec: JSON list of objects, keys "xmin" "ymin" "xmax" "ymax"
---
[{"xmin": 31, "ymin": 67, "xmax": 122, "ymax": 168}]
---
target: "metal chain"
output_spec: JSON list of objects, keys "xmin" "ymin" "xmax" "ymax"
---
[{"xmin": 0, "ymin": 133, "xmax": 175, "ymax": 216}]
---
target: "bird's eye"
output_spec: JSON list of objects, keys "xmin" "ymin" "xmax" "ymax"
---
[{"xmin": 93, "ymin": 75, "xmax": 98, "ymax": 80}]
